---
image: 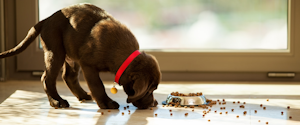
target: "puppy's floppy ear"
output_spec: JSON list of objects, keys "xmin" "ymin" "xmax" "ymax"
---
[{"xmin": 127, "ymin": 78, "xmax": 148, "ymax": 103}]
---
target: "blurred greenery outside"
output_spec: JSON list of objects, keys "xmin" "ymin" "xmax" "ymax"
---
[{"xmin": 39, "ymin": 0, "xmax": 288, "ymax": 50}]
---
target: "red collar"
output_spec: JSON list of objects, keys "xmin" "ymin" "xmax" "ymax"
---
[{"xmin": 114, "ymin": 50, "xmax": 141, "ymax": 85}]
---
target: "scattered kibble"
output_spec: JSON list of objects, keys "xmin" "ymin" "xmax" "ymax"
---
[
  {"xmin": 281, "ymin": 111, "xmax": 283, "ymax": 115},
  {"xmin": 260, "ymin": 104, "xmax": 263, "ymax": 107},
  {"xmin": 243, "ymin": 111, "xmax": 247, "ymax": 115},
  {"xmin": 267, "ymin": 99, "xmax": 269, "ymax": 101},
  {"xmin": 240, "ymin": 105, "xmax": 245, "ymax": 108},
  {"xmin": 233, "ymin": 101, "xmax": 236, "ymax": 104},
  {"xmin": 185, "ymin": 113, "xmax": 188, "ymax": 116},
  {"xmin": 266, "ymin": 122, "xmax": 269, "ymax": 124},
  {"xmin": 127, "ymin": 105, "xmax": 129, "ymax": 108},
  {"xmin": 124, "ymin": 107, "xmax": 126, "ymax": 110},
  {"xmin": 150, "ymin": 108, "xmax": 153, "ymax": 110},
  {"xmin": 208, "ymin": 119, "xmax": 210, "ymax": 122},
  {"xmin": 236, "ymin": 115, "xmax": 239, "ymax": 118},
  {"xmin": 225, "ymin": 111, "xmax": 228, "ymax": 114},
  {"xmin": 170, "ymin": 113, "xmax": 173, "ymax": 116},
  {"xmin": 215, "ymin": 110, "xmax": 217, "ymax": 113},
  {"xmin": 122, "ymin": 112, "xmax": 124, "ymax": 115},
  {"xmin": 223, "ymin": 99, "xmax": 225, "ymax": 101},
  {"xmin": 231, "ymin": 109, "xmax": 234, "ymax": 112},
  {"xmin": 169, "ymin": 110, "xmax": 172, "ymax": 112},
  {"xmin": 287, "ymin": 106, "xmax": 290, "ymax": 109},
  {"xmin": 243, "ymin": 102, "xmax": 246, "ymax": 104},
  {"xmin": 101, "ymin": 112, "xmax": 104, "ymax": 115},
  {"xmin": 289, "ymin": 116, "xmax": 292, "ymax": 119},
  {"xmin": 155, "ymin": 114, "xmax": 157, "ymax": 117},
  {"xmin": 258, "ymin": 120, "xmax": 260, "ymax": 122},
  {"xmin": 192, "ymin": 109, "xmax": 194, "ymax": 112},
  {"xmin": 237, "ymin": 101, "xmax": 240, "ymax": 104},
  {"xmin": 220, "ymin": 107, "xmax": 223, "ymax": 110},
  {"xmin": 108, "ymin": 110, "xmax": 111, "ymax": 112},
  {"xmin": 255, "ymin": 110, "xmax": 257, "ymax": 113},
  {"xmin": 220, "ymin": 112, "xmax": 222, "ymax": 115},
  {"xmin": 263, "ymin": 107, "xmax": 266, "ymax": 110}
]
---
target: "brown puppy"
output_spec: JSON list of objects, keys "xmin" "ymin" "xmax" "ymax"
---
[{"xmin": 0, "ymin": 3, "xmax": 161, "ymax": 109}]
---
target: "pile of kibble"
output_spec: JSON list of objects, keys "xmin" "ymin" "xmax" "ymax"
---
[{"xmin": 170, "ymin": 91, "xmax": 203, "ymax": 96}]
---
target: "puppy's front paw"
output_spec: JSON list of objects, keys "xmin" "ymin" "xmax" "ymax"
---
[
  {"xmin": 49, "ymin": 98, "xmax": 70, "ymax": 108},
  {"xmin": 98, "ymin": 100, "xmax": 120, "ymax": 109}
]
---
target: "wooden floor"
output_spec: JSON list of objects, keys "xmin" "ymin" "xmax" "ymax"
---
[{"xmin": 0, "ymin": 81, "xmax": 300, "ymax": 125}]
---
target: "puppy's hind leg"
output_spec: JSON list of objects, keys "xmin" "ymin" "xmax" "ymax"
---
[
  {"xmin": 41, "ymin": 50, "xmax": 69, "ymax": 108},
  {"xmin": 62, "ymin": 59, "xmax": 92, "ymax": 101}
]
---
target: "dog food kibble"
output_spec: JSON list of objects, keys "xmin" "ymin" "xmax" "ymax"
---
[
  {"xmin": 101, "ymin": 112, "xmax": 104, "ymax": 115},
  {"xmin": 263, "ymin": 107, "xmax": 266, "ymax": 110},
  {"xmin": 80, "ymin": 99, "xmax": 86, "ymax": 103},
  {"xmin": 220, "ymin": 107, "xmax": 223, "ymax": 110},
  {"xmin": 240, "ymin": 105, "xmax": 245, "ymax": 108},
  {"xmin": 108, "ymin": 110, "xmax": 111, "ymax": 112},
  {"xmin": 128, "ymin": 110, "xmax": 130, "ymax": 113},
  {"xmin": 127, "ymin": 105, "xmax": 129, "ymax": 108},
  {"xmin": 255, "ymin": 110, "xmax": 257, "ymax": 113},
  {"xmin": 155, "ymin": 114, "xmax": 157, "ymax": 117},
  {"xmin": 287, "ymin": 106, "xmax": 290, "ymax": 109},
  {"xmin": 281, "ymin": 111, "xmax": 283, "ymax": 115},
  {"xmin": 243, "ymin": 102, "xmax": 246, "ymax": 104},
  {"xmin": 243, "ymin": 111, "xmax": 247, "ymax": 115},
  {"xmin": 289, "ymin": 116, "xmax": 292, "ymax": 119},
  {"xmin": 203, "ymin": 114, "xmax": 205, "ymax": 117},
  {"xmin": 219, "ymin": 102, "xmax": 221, "ymax": 105},
  {"xmin": 260, "ymin": 104, "xmax": 263, "ymax": 107},
  {"xmin": 266, "ymin": 122, "xmax": 269, "ymax": 124},
  {"xmin": 169, "ymin": 110, "xmax": 172, "ymax": 112},
  {"xmin": 217, "ymin": 99, "xmax": 220, "ymax": 102},
  {"xmin": 220, "ymin": 112, "xmax": 222, "ymax": 115},
  {"xmin": 267, "ymin": 99, "xmax": 269, "ymax": 101},
  {"xmin": 225, "ymin": 111, "xmax": 228, "ymax": 114},
  {"xmin": 236, "ymin": 115, "xmax": 239, "ymax": 118},
  {"xmin": 237, "ymin": 101, "xmax": 240, "ymax": 104},
  {"xmin": 208, "ymin": 119, "xmax": 210, "ymax": 122},
  {"xmin": 233, "ymin": 101, "xmax": 236, "ymax": 104},
  {"xmin": 124, "ymin": 107, "xmax": 126, "ymax": 110},
  {"xmin": 215, "ymin": 110, "xmax": 217, "ymax": 113},
  {"xmin": 170, "ymin": 113, "xmax": 173, "ymax": 116},
  {"xmin": 185, "ymin": 113, "xmax": 188, "ymax": 116},
  {"xmin": 231, "ymin": 109, "xmax": 234, "ymax": 112},
  {"xmin": 192, "ymin": 109, "xmax": 194, "ymax": 112},
  {"xmin": 150, "ymin": 108, "xmax": 153, "ymax": 110},
  {"xmin": 258, "ymin": 120, "xmax": 260, "ymax": 122},
  {"xmin": 122, "ymin": 112, "xmax": 124, "ymax": 115}
]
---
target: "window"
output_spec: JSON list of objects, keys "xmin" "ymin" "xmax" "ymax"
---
[
  {"xmin": 39, "ymin": 0, "xmax": 288, "ymax": 51},
  {"xmin": 14, "ymin": 0, "xmax": 300, "ymax": 81}
]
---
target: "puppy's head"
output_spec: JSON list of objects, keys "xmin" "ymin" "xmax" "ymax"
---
[{"xmin": 121, "ymin": 52, "xmax": 161, "ymax": 109}]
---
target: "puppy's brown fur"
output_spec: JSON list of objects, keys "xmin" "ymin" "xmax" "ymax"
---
[{"xmin": 0, "ymin": 3, "xmax": 161, "ymax": 109}]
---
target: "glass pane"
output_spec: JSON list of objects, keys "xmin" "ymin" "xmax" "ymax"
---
[{"xmin": 39, "ymin": 0, "xmax": 288, "ymax": 51}]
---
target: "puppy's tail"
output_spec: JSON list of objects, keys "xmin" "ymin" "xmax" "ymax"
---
[{"xmin": 0, "ymin": 20, "xmax": 45, "ymax": 58}]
